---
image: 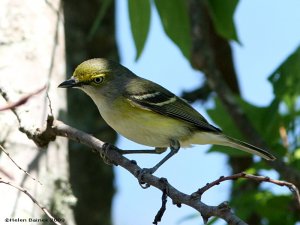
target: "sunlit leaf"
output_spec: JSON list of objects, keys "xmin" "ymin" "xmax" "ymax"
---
[
  {"xmin": 207, "ymin": 0, "xmax": 239, "ymax": 42},
  {"xmin": 268, "ymin": 45, "xmax": 300, "ymax": 153},
  {"xmin": 128, "ymin": 0, "xmax": 151, "ymax": 60},
  {"xmin": 154, "ymin": 0, "xmax": 191, "ymax": 59},
  {"xmin": 206, "ymin": 217, "xmax": 220, "ymax": 225},
  {"xmin": 294, "ymin": 148, "xmax": 300, "ymax": 159}
]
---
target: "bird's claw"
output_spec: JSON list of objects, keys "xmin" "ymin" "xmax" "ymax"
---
[
  {"xmin": 136, "ymin": 168, "xmax": 155, "ymax": 189},
  {"xmin": 100, "ymin": 143, "xmax": 115, "ymax": 165}
]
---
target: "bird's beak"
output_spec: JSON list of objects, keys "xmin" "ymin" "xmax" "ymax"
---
[{"xmin": 58, "ymin": 78, "xmax": 80, "ymax": 88}]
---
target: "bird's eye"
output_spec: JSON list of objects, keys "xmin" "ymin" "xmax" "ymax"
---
[{"xmin": 93, "ymin": 77, "xmax": 103, "ymax": 84}]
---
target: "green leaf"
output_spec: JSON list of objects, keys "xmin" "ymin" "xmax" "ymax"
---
[
  {"xmin": 231, "ymin": 190, "xmax": 263, "ymax": 219},
  {"xmin": 128, "ymin": 0, "xmax": 151, "ymax": 60},
  {"xmin": 255, "ymin": 194, "xmax": 296, "ymax": 224},
  {"xmin": 207, "ymin": 0, "xmax": 239, "ymax": 42},
  {"xmin": 232, "ymin": 190, "xmax": 297, "ymax": 224},
  {"xmin": 268, "ymin": 46, "xmax": 300, "ymax": 154},
  {"xmin": 238, "ymin": 99, "xmax": 281, "ymax": 145},
  {"xmin": 206, "ymin": 217, "xmax": 220, "ymax": 225},
  {"xmin": 269, "ymin": 45, "xmax": 300, "ymax": 102},
  {"xmin": 294, "ymin": 148, "xmax": 300, "ymax": 159},
  {"xmin": 207, "ymin": 98, "xmax": 246, "ymax": 139},
  {"xmin": 154, "ymin": 0, "xmax": 191, "ymax": 59}
]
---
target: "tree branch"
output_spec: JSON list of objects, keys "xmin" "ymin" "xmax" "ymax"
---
[
  {"xmin": 2, "ymin": 86, "xmax": 298, "ymax": 223},
  {"xmin": 192, "ymin": 172, "xmax": 300, "ymax": 207},
  {"xmin": 0, "ymin": 145, "xmax": 42, "ymax": 185},
  {"xmin": 15, "ymin": 115, "xmax": 298, "ymax": 224},
  {"xmin": 18, "ymin": 116, "xmax": 245, "ymax": 224},
  {"xmin": 0, "ymin": 86, "xmax": 46, "ymax": 112},
  {"xmin": 53, "ymin": 119, "xmax": 249, "ymax": 225}
]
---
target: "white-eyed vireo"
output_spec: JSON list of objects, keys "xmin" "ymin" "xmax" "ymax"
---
[{"xmin": 58, "ymin": 58, "xmax": 275, "ymax": 173}]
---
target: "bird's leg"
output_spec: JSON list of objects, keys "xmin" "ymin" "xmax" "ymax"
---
[
  {"xmin": 147, "ymin": 140, "xmax": 180, "ymax": 174},
  {"xmin": 118, "ymin": 147, "xmax": 167, "ymax": 155},
  {"xmin": 135, "ymin": 140, "xmax": 180, "ymax": 188},
  {"xmin": 139, "ymin": 140, "xmax": 180, "ymax": 175}
]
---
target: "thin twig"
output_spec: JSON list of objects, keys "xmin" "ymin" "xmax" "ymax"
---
[
  {"xmin": 47, "ymin": 93, "xmax": 54, "ymax": 116},
  {"xmin": 0, "ymin": 178, "xmax": 61, "ymax": 225},
  {"xmin": 0, "ymin": 145, "xmax": 42, "ymax": 185},
  {"xmin": 193, "ymin": 172, "xmax": 300, "ymax": 206},
  {"xmin": 43, "ymin": 0, "xmax": 62, "ymax": 120},
  {"xmin": 0, "ymin": 88, "xmax": 20, "ymax": 123},
  {"xmin": 153, "ymin": 178, "xmax": 169, "ymax": 225},
  {"xmin": 0, "ymin": 167, "xmax": 14, "ymax": 180},
  {"xmin": 0, "ymin": 86, "xmax": 46, "ymax": 112}
]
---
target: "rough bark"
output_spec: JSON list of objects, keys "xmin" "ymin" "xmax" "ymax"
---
[
  {"xmin": 188, "ymin": 0, "xmax": 260, "ymax": 223},
  {"xmin": 63, "ymin": 0, "xmax": 119, "ymax": 224},
  {"xmin": 0, "ymin": 0, "xmax": 75, "ymax": 223}
]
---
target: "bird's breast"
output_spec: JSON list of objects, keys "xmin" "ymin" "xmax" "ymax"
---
[{"xmin": 96, "ymin": 98, "xmax": 192, "ymax": 148}]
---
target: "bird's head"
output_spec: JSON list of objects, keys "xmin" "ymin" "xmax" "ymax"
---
[{"xmin": 58, "ymin": 58, "xmax": 132, "ymax": 99}]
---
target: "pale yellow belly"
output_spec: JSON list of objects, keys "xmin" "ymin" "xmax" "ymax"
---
[{"xmin": 98, "ymin": 101, "xmax": 192, "ymax": 148}]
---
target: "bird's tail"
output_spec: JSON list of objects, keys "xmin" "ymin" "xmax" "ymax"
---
[
  {"xmin": 222, "ymin": 135, "xmax": 276, "ymax": 161},
  {"xmin": 190, "ymin": 132, "xmax": 276, "ymax": 160}
]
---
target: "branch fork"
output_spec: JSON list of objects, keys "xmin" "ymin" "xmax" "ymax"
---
[{"xmin": 2, "ymin": 114, "xmax": 300, "ymax": 225}]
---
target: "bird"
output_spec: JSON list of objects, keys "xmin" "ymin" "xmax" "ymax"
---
[{"xmin": 58, "ymin": 58, "xmax": 276, "ymax": 173}]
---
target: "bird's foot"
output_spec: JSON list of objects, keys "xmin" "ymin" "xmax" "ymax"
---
[
  {"xmin": 135, "ymin": 167, "xmax": 156, "ymax": 189},
  {"xmin": 100, "ymin": 143, "xmax": 117, "ymax": 165}
]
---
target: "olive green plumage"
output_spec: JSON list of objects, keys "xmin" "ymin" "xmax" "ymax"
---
[{"xmin": 59, "ymin": 58, "xmax": 276, "ymax": 164}]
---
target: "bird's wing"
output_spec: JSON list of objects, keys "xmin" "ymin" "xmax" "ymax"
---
[{"xmin": 124, "ymin": 81, "xmax": 221, "ymax": 133}]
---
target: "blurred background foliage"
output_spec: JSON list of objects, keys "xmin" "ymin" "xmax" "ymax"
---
[
  {"xmin": 62, "ymin": 0, "xmax": 300, "ymax": 224},
  {"xmin": 127, "ymin": 0, "xmax": 300, "ymax": 224}
]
